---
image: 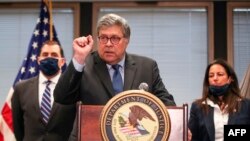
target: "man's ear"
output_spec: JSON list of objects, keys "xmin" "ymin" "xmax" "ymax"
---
[{"xmin": 59, "ymin": 58, "xmax": 66, "ymax": 68}]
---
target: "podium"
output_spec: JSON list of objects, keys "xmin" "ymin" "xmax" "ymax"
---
[
  {"xmin": 77, "ymin": 90, "xmax": 188, "ymax": 141},
  {"xmin": 77, "ymin": 104, "xmax": 188, "ymax": 141}
]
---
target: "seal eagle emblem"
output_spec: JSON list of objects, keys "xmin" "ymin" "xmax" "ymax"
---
[{"xmin": 100, "ymin": 90, "xmax": 171, "ymax": 141}]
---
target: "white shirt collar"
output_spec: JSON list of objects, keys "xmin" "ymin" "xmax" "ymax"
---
[
  {"xmin": 203, "ymin": 98, "xmax": 228, "ymax": 111},
  {"xmin": 203, "ymin": 98, "xmax": 217, "ymax": 107},
  {"xmin": 39, "ymin": 71, "xmax": 61, "ymax": 84},
  {"xmin": 106, "ymin": 55, "xmax": 125, "ymax": 70}
]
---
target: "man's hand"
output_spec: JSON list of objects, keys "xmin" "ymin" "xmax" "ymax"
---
[{"xmin": 73, "ymin": 35, "xmax": 94, "ymax": 65}]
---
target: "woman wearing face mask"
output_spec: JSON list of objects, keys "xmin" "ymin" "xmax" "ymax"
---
[{"xmin": 188, "ymin": 59, "xmax": 250, "ymax": 141}]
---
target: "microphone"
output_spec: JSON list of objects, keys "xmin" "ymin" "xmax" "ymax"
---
[{"xmin": 138, "ymin": 82, "xmax": 149, "ymax": 91}]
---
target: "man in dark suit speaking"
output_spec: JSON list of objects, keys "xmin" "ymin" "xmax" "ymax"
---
[
  {"xmin": 54, "ymin": 12, "xmax": 176, "ymax": 141},
  {"xmin": 54, "ymin": 13, "xmax": 175, "ymax": 107}
]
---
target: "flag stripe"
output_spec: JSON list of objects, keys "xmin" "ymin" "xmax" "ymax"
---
[
  {"xmin": 0, "ymin": 133, "xmax": 3, "ymax": 141},
  {"xmin": 1, "ymin": 103, "xmax": 13, "ymax": 132}
]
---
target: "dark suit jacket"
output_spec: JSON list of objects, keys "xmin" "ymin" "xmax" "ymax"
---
[
  {"xmin": 188, "ymin": 99, "xmax": 250, "ymax": 141},
  {"xmin": 54, "ymin": 51, "xmax": 175, "ymax": 106},
  {"xmin": 54, "ymin": 52, "xmax": 175, "ymax": 141},
  {"xmin": 11, "ymin": 76, "xmax": 76, "ymax": 141}
]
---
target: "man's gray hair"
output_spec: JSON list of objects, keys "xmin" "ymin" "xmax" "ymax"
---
[{"xmin": 97, "ymin": 13, "xmax": 131, "ymax": 40}]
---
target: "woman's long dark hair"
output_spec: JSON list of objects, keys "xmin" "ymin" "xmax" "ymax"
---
[{"xmin": 195, "ymin": 59, "xmax": 243, "ymax": 114}]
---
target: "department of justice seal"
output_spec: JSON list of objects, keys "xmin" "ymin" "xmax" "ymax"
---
[{"xmin": 100, "ymin": 90, "xmax": 171, "ymax": 141}]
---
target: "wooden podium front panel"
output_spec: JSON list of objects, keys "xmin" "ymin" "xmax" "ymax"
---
[
  {"xmin": 78, "ymin": 105, "xmax": 103, "ymax": 141},
  {"xmin": 78, "ymin": 105, "xmax": 188, "ymax": 141}
]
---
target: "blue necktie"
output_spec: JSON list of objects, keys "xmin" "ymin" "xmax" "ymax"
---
[
  {"xmin": 112, "ymin": 64, "xmax": 123, "ymax": 94},
  {"xmin": 41, "ymin": 80, "xmax": 51, "ymax": 124}
]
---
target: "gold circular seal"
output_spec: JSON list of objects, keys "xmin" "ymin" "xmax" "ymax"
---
[{"xmin": 100, "ymin": 90, "xmax": 171, "ymax": 141}]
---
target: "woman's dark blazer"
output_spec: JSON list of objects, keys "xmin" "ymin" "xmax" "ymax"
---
[{"xmin": 188, "ymin": 98, "xmax": 250, "ymax": 141}]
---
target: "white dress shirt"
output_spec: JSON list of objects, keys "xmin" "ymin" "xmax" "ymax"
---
[
  {"xmin": 205, "ymin": 98, "xmax": 229, "ymax": 141},
  {"xmin": 38, "ymin": 72, "xmax": 61, "ymax": 108}
]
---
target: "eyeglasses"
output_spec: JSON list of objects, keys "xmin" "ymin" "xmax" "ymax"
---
[{"xmin": 98, "ymin": 36, "xmax": 123, "ymax": 45}]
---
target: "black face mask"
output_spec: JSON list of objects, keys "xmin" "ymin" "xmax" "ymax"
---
[
  {"xmin": 209, "ymin": 84, "xmax": 230, "ymax": 97},
  {"xmin": 39, "ymin": 57, "xmax": 59, "ymax": 76}
]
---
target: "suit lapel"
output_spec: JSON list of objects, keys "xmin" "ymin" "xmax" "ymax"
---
[
  {"xmin": 123, "ymin": 54, "xmax": 137, "ymax": 90},
  {"xmin": 93, "ymin": 53, "xmax": 114, "ymax": 96},
  {"xmin": 204, "ymin": 107, "xmax": 215, "ymax": 141},
  {"xmin": 29, "ymin": 77, "xmax": 44, "ymax": 123},
  {"xmin": 48, "ymin": 102, "xmax": 59, "ymax": 125}
]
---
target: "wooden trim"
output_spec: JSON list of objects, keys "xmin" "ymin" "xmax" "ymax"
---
[
  {"xmin": 92, "ymin": 2, "xmax": 99, "ymax": 50},
  {"xmin": 67, "ymin": 2, "xmax": 80, "ymax": 38},
  {"xmin": 227, "ymin": 2, "xmax": 234, "ymax": 67},
  {"xmin": 93, "ymin": 1, "xmax": 214, "ymax": 62},
  {"xmin": 77, "ymin": 101, "xmax": 82, "ymax": 141},
  {"xmin": 207, "ymin": 3, "xmax": 214, "ymax": 63},
  {"xmin": 227, "ymin": 2, "xmax": 250, "ymax": 67},
  {"xmin": 183, "ymin": 103, "xmax": 188, "ymax": 141}
]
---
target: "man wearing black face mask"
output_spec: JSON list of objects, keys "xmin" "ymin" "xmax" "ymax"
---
[{"xmin": 11, "ymin": 40, "xmax": 76, "ymax": 141}]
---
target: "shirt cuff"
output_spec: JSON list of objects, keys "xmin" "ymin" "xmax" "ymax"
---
[{"xmin": 72, "ymin": 58, "xmax": 85, "ymax": 72}]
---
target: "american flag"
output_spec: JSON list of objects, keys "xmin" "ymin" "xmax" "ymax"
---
[
  {"xmin": 120, "ymin": 125, "xmax": 142, "ymax": 137},
  {"xmin": 0, "ymin": 0, "xmax": 63, "ymax": 140}
]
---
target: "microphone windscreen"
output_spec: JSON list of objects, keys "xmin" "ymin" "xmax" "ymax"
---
[{"xmin": 138, "ymin": 82, "xmax": 149, "ymax": 91}]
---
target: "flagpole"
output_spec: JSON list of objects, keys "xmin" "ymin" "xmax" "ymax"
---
[{"xmin": 48, "ymin": 0, "xmax": 53, "ymax": 41}]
